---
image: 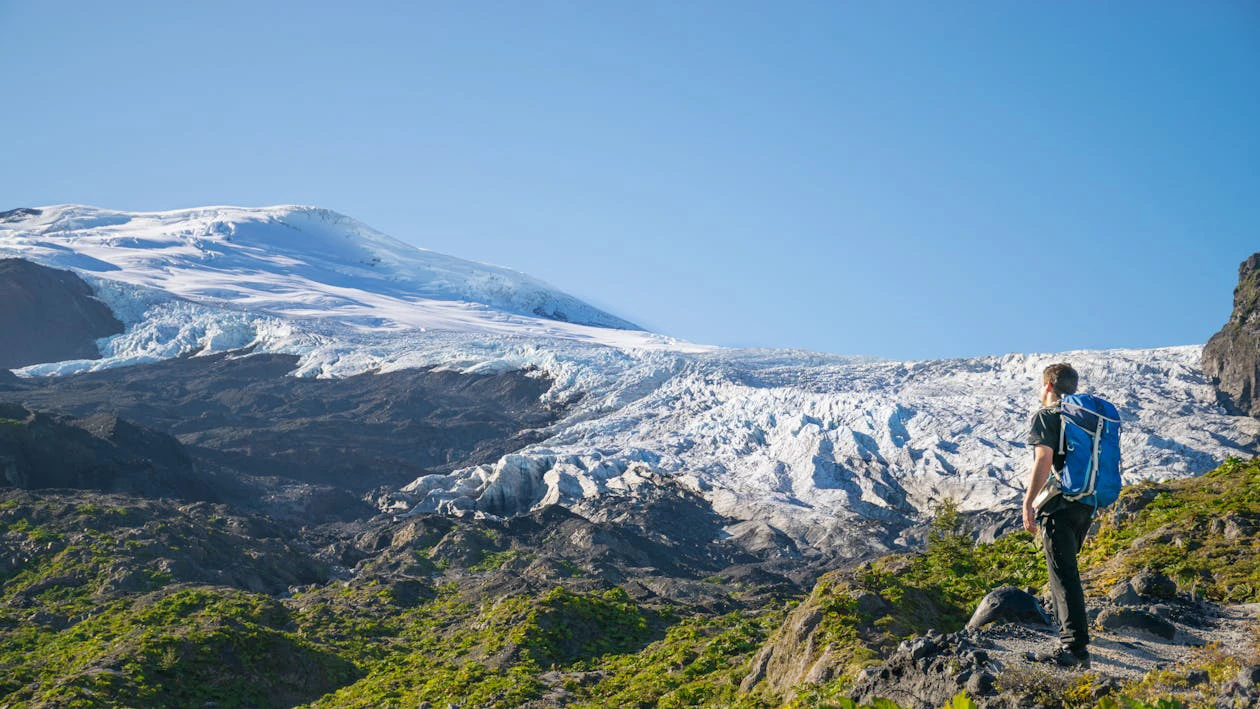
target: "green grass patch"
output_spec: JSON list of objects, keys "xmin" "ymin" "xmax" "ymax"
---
[
  {"xmin": 1081, "ymin": 456, "xmax": 1260, "ymax": 602},
  {"xmin": 468, "ymin": 548, "xmax": 532, "ymax": 571},
  {"xmin": 570, "ymin": 609, "xmax": 783, "ymax": 708},
  {"xmin": 0, "ymin": 587, "xmax": 357, "ymax": 708}
]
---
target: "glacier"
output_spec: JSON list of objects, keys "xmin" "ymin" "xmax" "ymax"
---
[{"xmin": 2, "ymin": 204, "xmax": 1255, "ymax": 554}]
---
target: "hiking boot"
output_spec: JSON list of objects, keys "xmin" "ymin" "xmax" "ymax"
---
[{"xmin": 1025, "ymin": 646, "xmax": 1091, "ymax": 669}]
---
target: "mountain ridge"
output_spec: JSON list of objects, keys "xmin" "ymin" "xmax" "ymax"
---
[
  {"xmin": 0, "ymin": 203, "xmax": 645, "ymax": 333},
  {"xmin": 1, "ymin": 205, "xmax": 1256, "ymax": 559}
]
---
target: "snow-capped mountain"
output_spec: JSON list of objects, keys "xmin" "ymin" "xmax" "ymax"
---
[
  {"xmin": 0, "ymin": 204, "xmax": 666, "ymax": 339},
  {"xmin": 2, "ymin": 204, "xmax": 1255, "ymax": 555}
]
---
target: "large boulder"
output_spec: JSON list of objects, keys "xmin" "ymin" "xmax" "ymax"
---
[
  {"xmin": 1095, "ymin": 607, "xmax": 1177, "ymax": 641},
  {"xmin": 967, "ymin": 586, "xmax": 1052, "ymax": 629},
  {"xmin": 1108, "ymin": 581, "xmax": 1143, "ymax": 606},
  {"xmin": 1109, "ymin": 569, "xmax": 1179, "ymax": 606},
  {"xmin": 1129, "ymin": 569, "xmax": 1178, "ymax": 599},
  {"xmin": 1203, "ymin": 252, "xmax": 1260, "ymax": 417}
]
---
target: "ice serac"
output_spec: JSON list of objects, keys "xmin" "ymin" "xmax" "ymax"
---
[
  {"xmin": 1203, "ymin": 252, "xmax": 1260, "ymax": 418},
  {"xmin": 393, "ymin": 345, "xmax": 1260, "ymax": 556}
]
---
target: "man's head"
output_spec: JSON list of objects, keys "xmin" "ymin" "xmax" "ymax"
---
[{"xmin": 1041, "ymin": 363, "xmax": 1078, "ymax": 406}]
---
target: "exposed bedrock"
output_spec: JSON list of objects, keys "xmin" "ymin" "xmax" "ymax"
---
[
  {"xmin": 4, "ymin": 352, "xmax": 564, "ymax": 494},
  {"xmin": 1204, "ymin": 252, "xmax": 1260, "ymax": 417},
  {"xmin": 0, "ymin": 258, "xmax": 124, "ymax": 369},
  {"xmin": 0, "ymin": 402, "xmax": 223, "ymax": 501}
]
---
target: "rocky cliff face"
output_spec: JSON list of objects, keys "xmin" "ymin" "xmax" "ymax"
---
[
  {"xmin": 1204, "ymin": 252, "xmax": 1260, "ymax": 417},
  {"xmin": 0, "ymin": 403, "xmax": 223, "ymax": 501},
  {"xmin": 0, "ymin": 258, "xmax": 124, "ymax": 369},
  {"xmin": 5, "ymin": 351, "xmax": 565, "ymax": 493}
]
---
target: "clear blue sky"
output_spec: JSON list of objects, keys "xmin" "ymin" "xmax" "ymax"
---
[{"xmin": 2, "ymin": 1, "xmax": 1257, "ymax": 360}]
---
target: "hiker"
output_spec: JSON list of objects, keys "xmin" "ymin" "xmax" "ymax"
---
[{"xmin": 1022, "ymin": 362, "xmax": 1093, "ymax": 669}]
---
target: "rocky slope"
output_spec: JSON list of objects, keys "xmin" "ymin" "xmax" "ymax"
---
[
  {"xmin": 1204, "ymin": 252, "xmax": 1260, "ymax": 417},
  {"xmin": 0, "ymin": 480, "xmax": 789, "ymax": 707},
  {"xmin": 740, "ymin": 456, "xmax": 1260, "ymax": 709},
  {"xmin": 2, "ymin": 207, "xmax": 1255, "ymax": 563},
  {"xmin": 0, "ymin": 258, "xmax": 123, "ymax": 369},
  {"xmin": 0, "ymin": 403, "xmax": 224, "ymax": 501},
  {"xmin": 3, "ymin": 454, "xmax": 1256, "ymax": 708},
  {"xmin": 3, "ymin": 351, "xmax": 564, "ymax": 495}
]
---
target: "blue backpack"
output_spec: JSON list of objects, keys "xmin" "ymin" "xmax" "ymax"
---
[{"xmin": 1056, "ymin": 394, "xmax": 1123, "ymax": 508}]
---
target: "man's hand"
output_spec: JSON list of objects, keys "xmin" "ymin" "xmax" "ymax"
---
[{"xmin": 1022, "ymin": 499, "xmax": 1037, "ymax": 533}]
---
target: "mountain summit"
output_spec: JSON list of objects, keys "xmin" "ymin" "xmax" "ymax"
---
[{"xmin": 0, "ymin": 204, "xmax": 640, "ymax": 333}]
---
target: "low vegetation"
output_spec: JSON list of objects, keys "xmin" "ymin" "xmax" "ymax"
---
[
  {"xmin": 1, "ymin": 457, "xmax": 1256, "ymax": 707},
  {"xmin": 1082, "ymin": 456, "xmax": 1260, "ymax": 602},
  {"xmin": 782, "ymin": 457, "xmax": 1260, "ymax": 707},
  {"xmin": 769, "ymin": 501, "xmax": 1047, "ymax": 699}
]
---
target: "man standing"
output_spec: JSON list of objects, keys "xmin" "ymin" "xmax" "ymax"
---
[{"xmin": 1022, "ymin": 362, "xmax": 1093, "ymax": 669}]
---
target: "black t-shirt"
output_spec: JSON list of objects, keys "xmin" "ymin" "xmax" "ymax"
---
[{"xmin": 1027, "ymin": 405, "xmax": 1065, "ymax": 472}]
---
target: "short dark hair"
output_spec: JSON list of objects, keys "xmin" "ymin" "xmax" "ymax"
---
[{"xmin": 1042, "ymin": 363, "xmax": 1078, "ymax": 396}]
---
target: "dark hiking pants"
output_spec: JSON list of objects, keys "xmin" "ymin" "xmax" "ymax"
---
[{"xmin": 1038, "ymin": 498, "xmax": 1094, "ymax": 653}]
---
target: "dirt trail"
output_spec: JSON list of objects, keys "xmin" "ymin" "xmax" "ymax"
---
[
  {"xmin": 982, "ymin": 601, "xmax": 1260, "ymax": 682},
  {"xmin": 847, "ymin": 597, "xmax": 1260, "ymax": 708}
]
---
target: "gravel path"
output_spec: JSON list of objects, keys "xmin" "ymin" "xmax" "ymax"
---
[{"xmin": 980, "ymin": 601, "xmax": 1260, "ymax": 682}]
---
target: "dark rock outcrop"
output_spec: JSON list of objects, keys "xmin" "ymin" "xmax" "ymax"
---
[
  {"xmin": 1204, "ymin": 252, "xmax": 1260, "ymax": 417},
  {"xmin": 1108, "ymin": 569, "xmax": 1179, "ymax": 606},
  {"xmin": 1095, "ymin": 606, "xmax": 1177, "ymax": 641},
  {"xmin": 0, "ymin": 207, "xmax": 42, "ymax": 222},
  {"xmin": 967, "ymin": 586, "xmax": 1052, "ymax": 629},
  {"xmin": 0, "ymin": 258, "xmax": 124, "ymax": 369},
  {"xmin": 845, "ymin": 629, "xmax": 999, "ymax": 709},
  {"xmin": 1108, "ymin": 581, "xmax": 1144, "ymax": 606},
  {"xmin": 7, "ymin": 351, "xmax": 563, "ymax": 493},
  {"xmin": 1129, "ymin": 569, "xmax": 1178, "ymax": 599},
  {"xmin": 0, "ymin": 403, "xmax": 222, "ymax": 501}
]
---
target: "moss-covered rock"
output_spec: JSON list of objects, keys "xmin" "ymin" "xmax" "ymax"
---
[
  {"xmin": 1081, "ymin": 456, "xmax": 1260, "ymax": 602},
  {"xmin": 742, "ymin": 501, "xmax": 1046, "ymax": 700}
]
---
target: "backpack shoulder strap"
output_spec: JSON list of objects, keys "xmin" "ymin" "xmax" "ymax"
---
[{"xmin": 1056, "ymin": 407, "xmax": 1066, "ymax": 456}]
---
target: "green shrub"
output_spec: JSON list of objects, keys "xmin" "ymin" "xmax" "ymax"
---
[{"xmin": 1082, "ymin": 457, "xmax": 1260, "ymax": 602}]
